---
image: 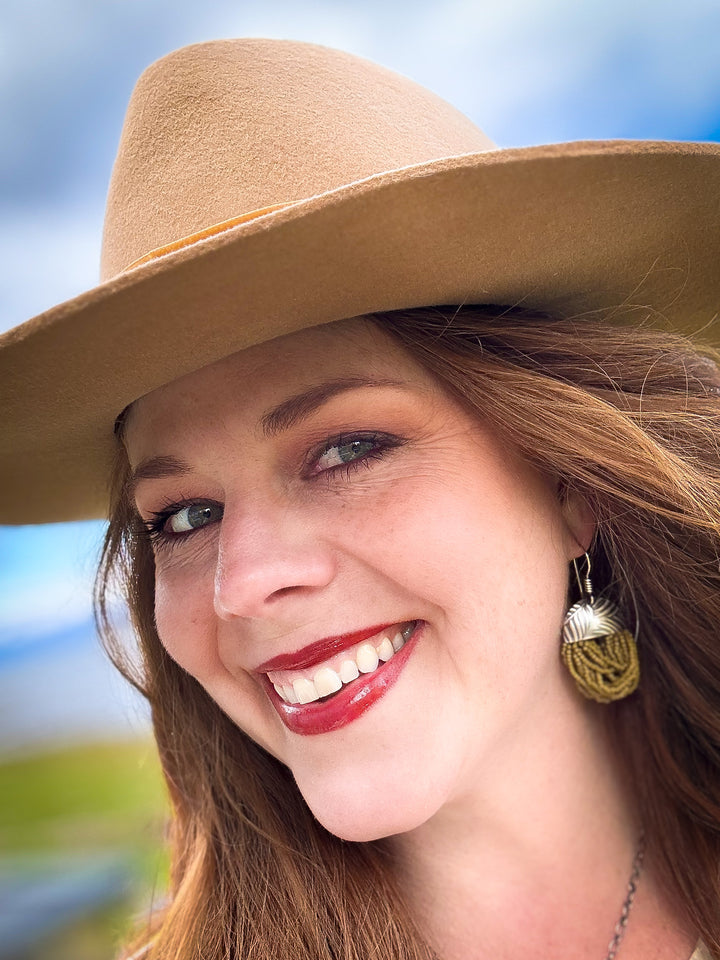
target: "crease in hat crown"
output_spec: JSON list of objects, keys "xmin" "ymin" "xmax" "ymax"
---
[{"xmin": 101, "ymin": 38, "xmax": 496, "ymax": 280}]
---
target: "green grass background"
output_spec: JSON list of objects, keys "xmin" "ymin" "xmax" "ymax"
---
[{"xmin": 0, "ymin": 739, "xmax": 169, "ymax": 960}]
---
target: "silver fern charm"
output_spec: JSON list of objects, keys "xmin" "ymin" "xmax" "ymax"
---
[{"xmin": 562, "ymin": 597, "xmax": 625, "ymax": 644}]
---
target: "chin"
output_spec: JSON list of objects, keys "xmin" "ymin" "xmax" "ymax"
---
[
  {"xmin": 309, "ymin": 801, "xmax": 433, "ymax": 843},
  {"xmin": 292, "ymin": 762, "xmax": 445, "ymax": 842}
]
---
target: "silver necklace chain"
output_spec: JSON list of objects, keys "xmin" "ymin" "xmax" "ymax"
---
[{"xmin": 604, "ymin": 836, "xmax": 645, "ymax": 960}]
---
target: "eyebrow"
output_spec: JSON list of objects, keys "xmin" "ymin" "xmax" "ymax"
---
[
  {"xmin": 128, "ymin": 376, "xmax": 404, "ymax": 494},
  {"xmin": 259, "ymin": 376, "xmax": 404, "ymax": 438},
  {"xmin": 128, "ymin": 455, "xmax": 191, "ymax": 497}
]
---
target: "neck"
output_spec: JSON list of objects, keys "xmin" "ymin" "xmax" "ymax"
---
[{"xmin": 390, "ymin": 693, "xmax": 641, "ymax": 960}]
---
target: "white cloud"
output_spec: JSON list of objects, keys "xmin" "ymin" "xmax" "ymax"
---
[
  {"xmin": 0, "ymin": 629, "xmax": 150, "ymax": 755},
  {"xmin": 0, "ymin": 573, "xmax": 95, "ymax": 644},
  {"xmin": 0, "ymin": 203, "xmax": 103, "ymax": 333}
]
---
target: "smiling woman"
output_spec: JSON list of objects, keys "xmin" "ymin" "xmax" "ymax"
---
[
  {"xmin": 121, "ymin": 317, "xmax": 588, "ymax": 835},
  {"xmin": 3, "ymin": 37, "xmax": 720, "ymax": 960}
]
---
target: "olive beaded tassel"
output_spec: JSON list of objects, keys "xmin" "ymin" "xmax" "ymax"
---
[{"xmin": 561, "ymin": 556, "xmax": 640, "ymax": 704}]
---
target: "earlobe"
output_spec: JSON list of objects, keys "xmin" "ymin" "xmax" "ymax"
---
[{"xmin": 558, "ymin": 485, "xmax": 595, "ymax": 559}]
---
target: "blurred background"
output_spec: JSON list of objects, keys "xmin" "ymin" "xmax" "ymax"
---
[{"xmin": 2, "ymin": 0, "xmax": 720, "ymax": 956}]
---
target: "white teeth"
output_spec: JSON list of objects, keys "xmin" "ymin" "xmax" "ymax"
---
[
  {"xmin": 313, "ymin": 666, "xmax": 342, "ymax": 698},
  {"xmin": 377, "ymin": 636, "xmax": 395, "ymax": 662},
  {"xmin": 339, "ymin": 659, "xmax": 360, "ymax": 683},
  {"xmin": 293, "ymin": 677, "xmax": 319, "ymax": 704},
  {"xmin": 272, "ymin": 623, "xmax": 417, "ymax": 703},
  {"xmin": 357, "ymin": 642, "xmax": 379, "ymax": 673}
]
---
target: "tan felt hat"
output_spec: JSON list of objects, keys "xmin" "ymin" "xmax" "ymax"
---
[{"xmin": 2, "ymin": 38, "xmax": 719, "ymax": 524}]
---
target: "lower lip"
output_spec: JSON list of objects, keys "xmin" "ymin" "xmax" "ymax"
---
[{"xmin": 265, "ymin": 622, "xmax": 423, "ymax": 736}]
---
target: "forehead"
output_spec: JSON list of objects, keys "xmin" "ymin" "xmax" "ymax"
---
[{"xmin": 124, "ymin": 316, "xmax": 433, "ymax": 450}]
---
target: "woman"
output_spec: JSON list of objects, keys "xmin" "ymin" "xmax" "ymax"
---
[{"xmin": 2, "ymin": 39, "xmax": 720, "ymax": 960}]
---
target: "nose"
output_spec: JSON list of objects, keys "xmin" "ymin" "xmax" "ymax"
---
[{"xmin": 213, "ymin": 498, "xmax": 337, "ymax": 620}]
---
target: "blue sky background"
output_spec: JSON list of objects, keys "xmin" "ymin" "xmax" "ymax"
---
[{"xmin": 2, "ymin": 0, "xmax": 720, "ymax": 753}]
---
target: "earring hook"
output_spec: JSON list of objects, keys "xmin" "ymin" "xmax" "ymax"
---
[{"xmin": 572, "ymin": 552, "xmax": 594, "ymax": 604}]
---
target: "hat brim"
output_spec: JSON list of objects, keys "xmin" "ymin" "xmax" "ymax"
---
[{"xmin": 2, "ymin": 138, "xmax": 719, "ymax": 523}]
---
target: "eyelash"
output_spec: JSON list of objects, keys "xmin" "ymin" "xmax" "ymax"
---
[
  {"xmin": 140, "ymin": 430, "xmax": 405, "ymax": 550},
  {"xmin": 141, "ymin": 498, "xmax": 219, "ymax": 553},
  {"xmin": 306, "ymin": 431, "xmax": 405, "ymax": 479}
]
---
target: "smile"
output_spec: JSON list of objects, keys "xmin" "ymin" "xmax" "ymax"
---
[
  {"xmin": 267, "ymin": 621, "xmax": 415, "ymax": 704},
  {"xmin": 259, "ymin": 620, "xmax": 421, "ymax": 736}
]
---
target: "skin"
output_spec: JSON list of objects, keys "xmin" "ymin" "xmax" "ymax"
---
[{"xmin": 125, "ymin": 318, "xmax": 695, "ymax": 960}]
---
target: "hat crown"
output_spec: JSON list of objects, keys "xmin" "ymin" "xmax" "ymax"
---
[{"xmin": 100, "ymin": 39, "xmax": 494, "ymax": 280}]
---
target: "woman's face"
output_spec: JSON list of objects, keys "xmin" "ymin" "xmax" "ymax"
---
[{"xmin": 126, "ymin": 317, "xmax": 591, "ymax": 841}]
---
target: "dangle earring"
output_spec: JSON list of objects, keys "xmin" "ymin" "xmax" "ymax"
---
[{"xmin": 561, "ymin": 553, "xmax": 640, "ymax": 703}]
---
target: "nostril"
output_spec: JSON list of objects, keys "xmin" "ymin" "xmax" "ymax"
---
[{"xmin": 268, "ymin": 584, "xmax": 311, "ymax": 601}]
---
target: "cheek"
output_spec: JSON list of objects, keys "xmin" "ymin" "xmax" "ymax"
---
[
  {"xmin": 153, "ymin": 562, "xmax": 221, "ymax": 678},
  {"xmin": 344, "ymin": 464, "xmax": 571, "ymax": 675},
  {"xmin": 351, "ymin": 462, "xmax": 566, "ymax": 595}
]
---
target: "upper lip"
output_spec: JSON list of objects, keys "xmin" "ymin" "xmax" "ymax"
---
[{"xmin": 254, "ymin": 622, "xmax": 404, "ymax": 674}]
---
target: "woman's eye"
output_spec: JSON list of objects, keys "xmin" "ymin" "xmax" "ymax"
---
[
  {"xmin": 310, "ymin": 432, "xmax": 406, "ymax": 476},
  {"xmin": 166, "ymin": 502, "xmax": 223, "ymax": 534},
  {"xmin": 315, "ymin": 438, "xmax": 379, "ymax": 471}
]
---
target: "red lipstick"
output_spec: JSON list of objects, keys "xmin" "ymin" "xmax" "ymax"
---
[
  {"xmin": 255, "ymin": 623, "xmax": 401, "ymax": 673},
  {"xmin": 264, "ymin": 622, "xmax": 422, "ymax": 736}
]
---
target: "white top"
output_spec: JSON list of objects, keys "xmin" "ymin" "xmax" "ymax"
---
[{"xmin": 691, "ymin": 943, "xmax": 712, "ymax": 960}]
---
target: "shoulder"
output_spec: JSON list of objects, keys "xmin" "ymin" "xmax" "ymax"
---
[{"xmin": 691, "ymin": 943, "xmax": 713, "ymax": 960}]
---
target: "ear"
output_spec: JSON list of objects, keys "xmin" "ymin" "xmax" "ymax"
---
[{"xmin": 558, "ymin": 485, "xmax": 595, "ymax": 560}]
